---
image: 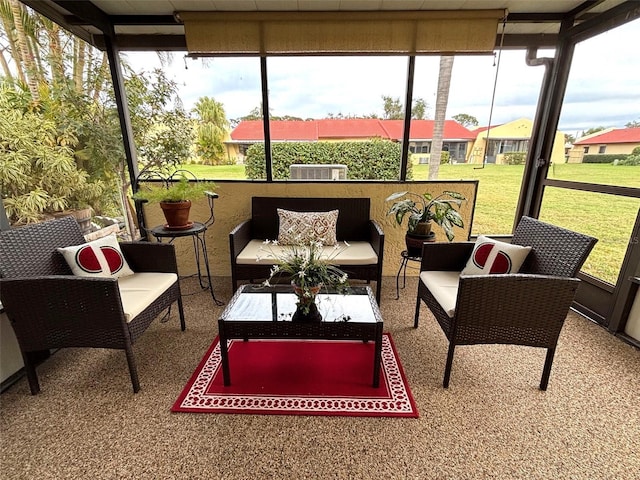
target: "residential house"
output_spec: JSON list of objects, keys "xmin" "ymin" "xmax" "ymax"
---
[
  {"xmin": 568, "ymin": 127, "xmax": 640, "ymax": 163},
  {"xmin": 468, "ymin": 118, "xmax": 566, "ymax": 164},
  {"xmin": 226, "ymin": 119, "xmax": 475, "ymax": 164}
]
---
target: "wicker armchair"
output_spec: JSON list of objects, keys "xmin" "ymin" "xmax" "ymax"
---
[
  {"xmin": 414, "ymin": 216, "xmax": 597, "ymax": 390},
  {"xmin": 0, "ymin": 216, "xmax": 185, "ymax": 394}
]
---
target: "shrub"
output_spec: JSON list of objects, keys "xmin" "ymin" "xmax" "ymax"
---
[
  {"xmin": 245, "ymin": 140, "xmax": 408, "ymax": 180},
  {"xmin": 503, "ymin": 152, "xmax": 527, "ymax": 165},
  {"xmin": 616, "ymin": 150, "xmax": 640, "ymax": 166},
  {"xmin": 583, "ymin": 154, "xmax": 628, "ymax": 164}
]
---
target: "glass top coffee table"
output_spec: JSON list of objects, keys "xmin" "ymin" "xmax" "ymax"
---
[{"xmin": 218, "ymin": 284, "xmax": 384, "ymax": 387}]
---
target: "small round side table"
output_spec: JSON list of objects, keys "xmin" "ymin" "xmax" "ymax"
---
[
  {"xmin": 395, "ymin": 250, "xmax": 422, "ymax": 300},
  {"xmin": 150, "ymin": 222, "xmax": 224, "ymax": 306}
]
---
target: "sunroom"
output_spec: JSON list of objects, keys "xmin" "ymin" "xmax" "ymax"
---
[{"xmin": 1, "ymin": 1, "xmax": 639, "ymax": 478}]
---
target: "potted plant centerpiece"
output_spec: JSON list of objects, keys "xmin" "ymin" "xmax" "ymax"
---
[
  {"xmin": 386, "ymin": 190, "xmax": 466, "ymax": 256},
  {"xmin": 133, "ymin": 172, "xmax": 216, "ymax": 230},
  {"xmin": 259, "ymin": 239, "xmax": 350, "ymax": 323}
]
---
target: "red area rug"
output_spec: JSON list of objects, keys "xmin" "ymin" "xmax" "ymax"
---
[{"xmin": 172, "ymin": 333, "xmax": 418, "ymax": 417}]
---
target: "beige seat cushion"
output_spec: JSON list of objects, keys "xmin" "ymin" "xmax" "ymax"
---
[
  {"xmin": 117, "ymin": 272, "xmax": 178, "ymax": 322},
  {"xmin": 419, "ymin": 271, "xmax": 460, "ymax": 318},
  {"xmin": 236, "ymin": 239, "xmax": 378, "ymax": 266}
]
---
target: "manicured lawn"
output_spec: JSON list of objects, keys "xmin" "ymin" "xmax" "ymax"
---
[
  {"xmin": 417, "ymin": 163, "xmax": 639, "ymax": 285},
  {"xmin": 180, "ymin": 162, "xmax": 639, "ymax": 284},
  {"xmin": 177, "ymin": 163, "xmax": 246, "ymax": 179}
]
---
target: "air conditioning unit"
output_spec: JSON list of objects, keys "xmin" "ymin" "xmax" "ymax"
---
[{"xmin": 289, "ymin": 164, "xmax": 348, "ymax": 180}]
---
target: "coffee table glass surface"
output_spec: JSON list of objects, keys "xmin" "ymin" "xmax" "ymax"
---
[
  {"xmin": 218, "ymin": 284, "xmax": 383, "ymax": 387},
  {"xmin": 221, "ymin": 284, "xmax": 379, "ymax": 323}
]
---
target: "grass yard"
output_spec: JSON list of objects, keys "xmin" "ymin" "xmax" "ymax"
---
[
  {"xmin": 181, "ymin": 162, "xmax": 639, "ymax": 285},
  {"xmin": 178, "ymin": 163, "xmax": 246, "ymax": 179}
]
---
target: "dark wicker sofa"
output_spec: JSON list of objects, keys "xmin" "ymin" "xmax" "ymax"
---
[
  {"xmin": 229, "ymin": 197, "xmax": 385, "ymax": 302},
  {"xmin": 0, "ymin": 216, "xmax": 185, "ymax": 394}
]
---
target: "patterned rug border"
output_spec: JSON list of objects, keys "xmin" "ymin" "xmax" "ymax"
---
[{"xmin": 172, "ymin": 333, "xmax": 418, "ymax": 418}]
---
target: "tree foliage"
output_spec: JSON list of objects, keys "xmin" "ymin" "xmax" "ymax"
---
[
  {"xmin": 0, "ymin": 3, "xmax": 196, "ymax": 228},
  {"xmin": 193, "ymin": 96, "xmax": 229, "ymax": 165},
  {"xmin": 581, "ymin": 126, "xmax": 606, "ymax": 137},
  {"xmin": 382, "ymin": 95, "xmax": 404, "ymax": 120},
  {"xmin": 0, "ymin": 84, "xmax": 105, "ymax": 223},
  {"xmin": 124, "ymin": 67, "xmax": 193, "ymax": 169},
  {"xmin": 382, "ymin": 95, "xmax": 430, "ymax": 120},
  {"xmin": 452, "ymin": 113, "xmax": 479, "ymax": 128}
]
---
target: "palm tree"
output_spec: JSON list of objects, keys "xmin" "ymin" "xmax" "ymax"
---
[
  {"xmin": 193, "ymin": 96, "xmax": 229, "ymax": 165},
  {"xmin": 429, "ymin": 55, "xmax": 454, "ymax": 179},
  {"xmin": 8, "ymin": 0, "xmax": 39, "ymax": 99}
]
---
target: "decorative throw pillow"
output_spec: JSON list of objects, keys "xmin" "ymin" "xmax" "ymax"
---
[
  {"xmin": 461, "ymin": 235, "xmax": 531, "ymax": 275},
  {"xmin": 57, "ymin": 234, "xmax": 134, "ymax": 278},
  {"xmin": 277, "ymin": 209, "xmax": 339, "ymax": 245}
]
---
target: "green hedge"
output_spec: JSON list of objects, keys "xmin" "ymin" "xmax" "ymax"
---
[
  {"xmin": 245, "ymin": 140, "xmax": 409, "ymax": 180},
  {"xmin": 583, "ymin": 154, "xmax": 628, "ymax": 164}
]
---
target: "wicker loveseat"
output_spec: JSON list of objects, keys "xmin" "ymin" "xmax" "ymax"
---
[
  {"xmin": 229, "ymin": 197, "xmax": 385, "ymax": 302},
  {"xmin": 0, "ymin": 216, "xmax": 185, "ymax": 394},
  {"xmin": 414, "ymin": 216, "xmax": 597, "ymax": 390}
]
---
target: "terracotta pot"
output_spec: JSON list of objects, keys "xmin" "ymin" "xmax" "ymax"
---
[{"xmin": 160, "ymin": 200, "xmax": 191, "ymax": 228}]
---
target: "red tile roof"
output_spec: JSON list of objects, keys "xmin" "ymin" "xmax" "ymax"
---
[
  {"xmin": 230, "ymin": 119, "xmax": 474, "ymax": 141},
  {"xmin": 231, "ymin": 120, "xmax": 318, "ymax": 141},
  {"xmin": 574, "ymin": 128, "xmax": 640, "ymax": 145},
  {"xmin": 317, "ymin": 119, "xmax": 390, "ymax": 139}
]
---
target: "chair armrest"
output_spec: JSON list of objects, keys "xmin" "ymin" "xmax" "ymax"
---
[
  {"xmin": 367, "ymin": 220, "xmax": 384, "ymax": 257},
  {"xmin": 0, "ymin": 276, "xmax": 127, "ymax": 350},
  {"xmin": 119, "ymin": 242, "xmax": 179, "ymax": 273},
  {"xmin": 420, "ymin": 242, "xmax": 474, "ymax": 271},
  {"xmin": 229, "ymin": 219, "xmax": 252, "ymax": 259}
]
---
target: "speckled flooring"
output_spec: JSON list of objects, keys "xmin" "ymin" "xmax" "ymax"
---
[{"xmin": 1, "ymin": 276, "xmax": 638, "ymax": 479}]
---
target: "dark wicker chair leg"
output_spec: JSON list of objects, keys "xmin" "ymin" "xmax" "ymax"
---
[
  {"xmin": 124, "ymin": 346, "xmax": 141, "ymax": 393},
  {"xmin": 375, "ymin": 279, "xmax": 382, "ymax": 305},
  {"xmin": 23, "ymin": 353, "xmax": 41, "ymax": 395},
  {"xmin": 540, "ymin": 348, "xmax": 556, "ymax": 391},
  {"xmin": 443, "ymin": 343, "xmax": 456, "ymax": 388},
  {"xmin": 414, "ymin": 295, "xmax": 422, "ymax": 328},
  {"xmin": 177, "ymin": 297, "xmax": 186, "ymax": 331}
]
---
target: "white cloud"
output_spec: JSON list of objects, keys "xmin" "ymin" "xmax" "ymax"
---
[{"xmin": 124, "ymin": 18, "xmax": 639, "ymax": 130}]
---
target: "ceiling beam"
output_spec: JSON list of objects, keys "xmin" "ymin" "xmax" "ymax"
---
[
  {"xmin": 53, "ymin": 1, "xmax": 112, "ymax": 33},
  {"xmin": 65, "ymin": 14, "xmax": 180, "ymax": 26},
  {"xmin": 565, "ymin": 0, "xmax": 640, "ymax": 43}
]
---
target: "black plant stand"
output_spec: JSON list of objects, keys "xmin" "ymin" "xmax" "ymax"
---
[{"xmin": 150, "ymin": 222, "xmax": 224, "ymax": 306}]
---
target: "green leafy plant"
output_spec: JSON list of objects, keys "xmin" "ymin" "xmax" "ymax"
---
[
  {"xmin": 385, "ymin": 190, "xmax": 466, "ymax": 241},
  {"xmin": 258, "ymin": 239, "xmax": 350, "ymax": 314},
  {"xmin": 0, "ymin": 87, "xmax": 105, "ymax": 224},
  {"xmin": 133, "ymin": 174, "xmax": 216, "ymax": 203}
]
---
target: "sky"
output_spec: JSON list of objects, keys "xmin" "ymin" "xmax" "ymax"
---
[{"xmin": 125, "ymin": 18, "xmax": 639, "ymax": 136}]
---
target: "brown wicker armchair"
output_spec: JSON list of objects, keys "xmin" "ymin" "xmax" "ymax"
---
[
  {"xmin": 414, "ymin": 216, "xmax": 597, "ymax": 390},
  {"xmin": 0, "ymin": 216, "xmax": 185, "ymax": 394}
]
